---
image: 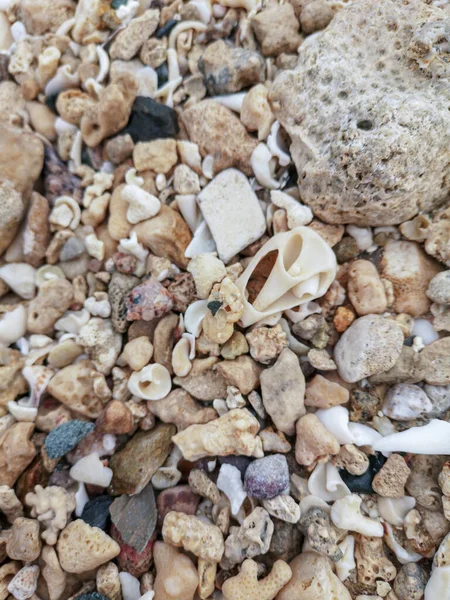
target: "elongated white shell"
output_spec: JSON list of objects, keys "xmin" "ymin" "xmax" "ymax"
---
[{"xmin": 373, "ymin": 419, "xmax": 450, "ymax": 454}]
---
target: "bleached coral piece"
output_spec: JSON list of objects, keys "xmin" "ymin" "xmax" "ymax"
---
[
  {"xmin": 25, "ymin": 485, "xmax": 76, "ymax": 545},
  {"xmin": 70, "ymin": 453, "xmax": 113, "ymax": 487},
  {"xmin": 172, "ymin": 408, "xmax": 263, "ymax": 461},
  {"xmin": 336, "ymin": 535, "xmax": 356, "ymax": 581},
  {"xmin": 122, "ymin": 184, "xmax": 161, "ymax": 224},
  {"xmin": 49, "ymin": 196, "xmax": 81, "ymax": 230},
  {"xmin": 308, "ymin": 462, "xmax": 350, "ymax": 502},
  {"xmin": 271, "ymin": 191, "xmax": 313, "ymax": 229},
  {"xmin": 331, "ymin": 494, "xmax": 383, "ymax": 537},
  {"xmin": 378, "ymin": 496, "xmax": 416, "ymax": 527},
  {"xmin": 222, "ymin": 559, "xmax": 292, "ymax": 600},
  {"xmin": 236, "ymin": 227, "xmax": 336, "ymax": 327},
  {"xmin": 217, "ymin": 463, "xmax": 247, "ymax": 515},
  {"xmin": 162, "ymin": 511, "xmax": 224, "ymax": 561}
]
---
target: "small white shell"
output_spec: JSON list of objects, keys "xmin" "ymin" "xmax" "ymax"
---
[
  {"xmin": 0, "ymin": 305, "xmax": 27, "ymax": 347},
  {"xmin": 69, "ymin": 452, "xmax": 113, "ymax": 487},
  {"xmin": 122, "ymin": 184, "xmax": 161, "ymax": 224},
  {"xmin": 307, "ymin": 462, "xmax": 350, "ymax": 502},
  {"xmin": 55, "ymin": 308, "xmax": 90, "ymax": 335},
  {"xmin": 202, "ymin": 155, "xmax": 214, "ymax": 180},
  {"xmin": 316, "ymin": 406, "xmax": 355, "ymax": 445},
  {"xmin": 378, "ymin": 496, "xmax": 416, "ymax": 527},
  {"xmin": 151, "ymin": 446, "xmax": 182, "ymax": 490},
  {"xmin": 49, "ymin": 196, "xmax": 81, "ymax": 229},
  {"xmin": 251, "ymin": 143, "xmax": 280, "ymax": 189},
  {"xmin": 373, "ymin": 419, "xmax": 450, "ymax": 455},
  {"xmin": 85, "ymin": 233, "xmax": 104, "ymax": 260},
  {"xmin": 347, "ymin": 225, "xmax": 373, "ymax": 251},
  {"xmin": 168, "ymin": 20, "xmax": 207, "ymax": 48},
  {"xmin": 331, "ymin": 494, "xmax": 384, "ymax": 537},
  {"xmin": 177, "ymin": 141, "xmax": 202, "ymax": 175},
  {"xmin": 267, "ymin": 121, "xmax": 291, "ymax": 167},
  {"xmin": 45, "ymin": 64, "xmax": 80, "ymax": 97},
  {"xmin": 75, "ymin": 482, "xmax": 89, "ymax": 517},
  {"xmin": 213, "ymin": 399, "xmax": 228, "ymax": 416},
  {"xmin": 22, "ymin": 365, "xmax": 54, "ymax": 407},
  {"xmin": 185, "ymin": 220, "xmax": 217, "ymax": 258},
  {"xmin": 172, "ymin": 337, "xmax": 192, "ymax": 377},
  {"xmin": 210, "ymin": 92, "xmax": 246, "ymax": 113},
  {"xmin": 7, "ymin": 400, "xmax": 37, "ymax": 422},
  {"xmin": 384, "ymin": 522, "xmax": 422, "ymax": 564},
  {"xmin": 336, "ymin": 535, "xmax": 356, "ymax": 581},
  {"xmin": 216, "ymin": 463, "xmax": 247, "ymax": 515},
  {"xmin": 96, "ymin": 45, "xmax": 109, "ymax": 83},
  {"xmin": 184, "ymin": 299, "xmax": 209, "ymax": 337},
  {"xmin": 0, "ymin": 263, "xmax": 36, "ymax": 300},
  {"xmin": 176, "ymin": 194, "xmax": 202, "ymax": 233},
  {"xmin": 271, "ymin": 190, "xmax": 313, "ymax": 229},
  {"xmin": 127, "ymin": 363, "xmax": 172, "ymax": 400},
  {"xmin": 118, "ymin": 231, "xmax": 149, "ymax": 263}
]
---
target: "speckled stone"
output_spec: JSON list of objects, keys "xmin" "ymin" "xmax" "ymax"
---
[
  {"xmin": 244, "ymin": 454, "xmax": 289, "ymax": 499},
  {"xmin": 126, "ymin": 277, "xmax": 173, "ymax": 322},
  {"xmin": 45, "ymin": 421, "xmax": 95, "ymax": 459},
  {"xmin": 76, "ymin": 593, "xmax": 109, "ymax": 600}
]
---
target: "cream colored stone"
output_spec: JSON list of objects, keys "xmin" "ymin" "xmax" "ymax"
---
[
  {"xmin": 295, "ymin": 413, "xmax": 340, "ymax": 467},
  {"xmin": 97, "ymin": 563, "xmax": 121, "ymax": 600},
  {"xmin": 172, "ymin": 408, "xmax": 263, "ymax": 461},
  {"xmin": 348, "ymin": 260, "xmax": 387, "ymax": 316},
  {"xmin": 187, "ymin": 253, "xmax": 227, "ymax": 299},
  {"xmin": 56, "ymin": 520, "xmax": 120, "ymax": 574},
  {"xmin": 133, "ymin": 139, "xmax": 177, "ymax": 174},
  {"xmin": 305, "ymin": 374, "xmax": 349, "ymax": 408},
  {"xmin": 0, "ymin": 423, "xmax": 36, "ymax": 487},
  {"xmin": 122, "ymin": 336, "xmax": 153, "ymax": 371},
  {"xmin": 47, "ymin": 360, "xmax": 103, "ymax": 418},
  {"xmin": 153, "ymin": 541, "xmax": 198, "ymax": 600},
  {"xmin": 240, "ymin": 84, "xmax": 275, "ymax": 141},
  {"xmin": 26, "ymin": 485, "xmax": 76, "ymax": 546},
  {"xmin": 40, "ymin": 545, "xmax": 66, "ymax": 600},
  {"xmin": 224, "ymin": 559, "xmax": 292, "ymax": 600},
  {"xmin": 162, "ymin": 512, "xmax": 224, "ymax": 562}
]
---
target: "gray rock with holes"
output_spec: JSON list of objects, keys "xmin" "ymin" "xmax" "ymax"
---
[{"xmin": 271, "ymin": 0, "xmax": 450, "ymax": 225}]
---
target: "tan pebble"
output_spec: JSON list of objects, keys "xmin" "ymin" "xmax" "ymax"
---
[
  {"xmin": 372, "ymin": 454, "xmax": 411, "ymax": 498},
  {"xmin": 188, "ymin": 468, "xmax": 220, "ymax": 504},
  {"xmin": 246, "ymin": 324, "xmax": 288, "ymax": 365},
  {"xmin": 308, "ymin": 348, "xmax": 337, "ymax": 370},
  {"xmin": 221, "ymin": 331, "xmax": 249, "ymax": 360},
  {"xmin": 173, "ymin": 357, "xmax": 228, "ymax": 401},
  {"xmin": 333, "ymin": 305, "xmax": 356, "ymax": 333},
  {"xmin": 134, "ymin": 205, "xmax": 192, "ymax": 269},
  {"xmin": 47, "ymin": 360, "xmax": 103, "ymax": 418},
  {"xmin": 300, "ymin": 0, "xmax": 334, "ymax": 34},
  {"xmin": 348, "ymin": 260, "xmax": 387, "ymax": 316},
  {"xmin": 172, "ymin": 408, "xmax": 263, "ymax": 461},
  {"xmin": 47, "ymin": 339, "xmax": 84, "ymax": 369},
  {"xmin": 105, "ymin": 135, "xmax": 135, "ymax": 165},
  {"xmin": 425, "ymin": 207, "xmax": 450, "ymax": 267},
  {"xmin": 305, "ymin": 374, "xmax": 349, "ymax": 409},
  {"xmin": 152, "ymin": 312, "xmax": 179, "ymax": 374},
  {"xmin": 56, "ymin": 89, "xmax": 96, "ymax": 126},
  {"xmin": 295, "ymin": 413, "xmax": 340, "ymax": 467},
  {"xmin": 0, "ymin": 127, "xmax": 44, "ymax": 198},
  {"xmin": 251, "ymin": 2, "xmax": 302, "ymax": 57},
  {"xmin": 162, "ymin": 511, "xmax": 224, "ymax": 562},
  {"xmin": 308, "ymin": 219, "xmax": 345, "ymax": 247},
  {"xmin": 22, "ymin": 192, "xmax": 50, "ymax": 267},
  {"xmin": 223, "ymin": 559, "xmax": 292, "ymax": 600},
  {"xmin": 96, "ymin": 400, "xmax": 134, "ymax": 435},
  {"xmin": 96, "ymin": 562, "xmax": 122, "ymax": 600},
  {"xmin": 140, "ymin": 37, "xmax": 167, "ymax": 69},
  {"xmin": 153, "ymin": 541, "xmax": 198, "ymax": 600},
  {"xmin": 40, "ymin": 545, "xmax": 66, "ymax": 600},
  {"xmin": 202, "ymin": 311, "xmax": 234, "ymax": 345},
  {"xmin": 6, "ymin": 518, "xmax": 41, "ymax": 562},
  {"xmin": 18, "ymin": 0, "xmax": 75, "ymax": 35},
  {"xmin": 133, "ymin": 139, "xmax": 178, "ymax": 174},
  {"xmin": 173, "ymin": 164, "xmax": 200, "ymax": 195},
  {"xmin": 148, "ymin": 388, "xmax": 217, "ymax": 431},
  {"xmin": 187, "ymin": 253, "xmax": 227, "ymax": 300},
  {"xmin": 27, "ymin": 279, "xmax": 74, "ymax": 335},
  {"xmin": 0, "ymin": 486, "xmax": 23, "ymax": 524},
  {"xmin": 56, "ymin": 520, "xmax": 120, "ymax": 574},
  {"xmin": 216, "ymin": 355, "xmax": 262, "ymax": 396},
  {"xmin": 418, "ymin": 337, "xmax": 450, "ymax": 385},
  {"xmin": 241, "ymin": 84, "xmax": 275, "ymax": 141},
  {"xmin": 26, "ymin": 101, "xmax": 56, "ymax": 141},
  {"xmin": 122, "ymin": 336, "xmax": 153, "ymax": 371},
  {"xmin": 108, "ymin": 184, "xmax": 133, "ymax": 242},
  {"xmin": 0, "ymin": 181, "xmax": 25, "ymax": 256},
  {"xmin": 0, "ymin": 423, "xmax": 36, "ymax": 487},
  {"xmin": 333, "ymin": 445, "xmax": 369, "ymax": 476}
]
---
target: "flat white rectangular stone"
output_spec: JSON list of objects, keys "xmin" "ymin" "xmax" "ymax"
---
[{"xmin": 197, "ymin": 168, "xmax": 266, "ymax": 263}]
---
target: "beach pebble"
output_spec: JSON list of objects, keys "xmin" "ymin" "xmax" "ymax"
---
[
  {"xmin": 199, "ymin": 40, "xmax": 265, "ymax": 95},
  {"xmin": 126, "ymin": 277, "xmax": 173, "ymax": 322},
  {"xmin": 0, "ymin": 127, "xmax": 44, "ymax": 198},
  {"xmin": 78, "ymin": 318, "xmax": 122, "ymax": 376},
  {"xmin": 197, "ymin": 169, "xmax": 266, "ymax": 264},
  {"xmin": 0, "ymin": 181, "xmax": 24, "ymax": 256},
  {"xmin": 109, "ymin": 424, "xmax": 175, "ymax": 495},
  {"xmin": 394, "ymin": 563, "xmax": 428, "ymax": 600},
  {"xmin": 133, "ymin": 139, "xmax": 177, "ymax": 174},
  {"xmin": 334, "ymin": 315, "xmax": 403, "ymax": 383},
  {"xmin": 251, "ymin": 2, "xmax": 302, "ymax": 57},
  {"xmin": 182, "ymin": 100, "xmax": 258, "ymax": 176},
  {"xmin": 372, "ymin": 454, "xmax": 411, "ymax": 498},
  {"xmin": 299, "ymin": 507, "xmax": 342, "ymax": 562},
  {"xmin": 109, "ymin": 10, "xmax": 160, "ymax": 60},
  {"xmin": 47, "ymin": 360, "xmax": 103, "ymax": 418},
  {"xmin": 300, "ymin": 0, "xmax": 334, "ymax": 33},
  {"xmin": 81, "ymin": 495, "xmax": 114, "ymax": 531},
  {"xmin": 244, "ymin": 454, "xmax": 289, "ymax": 500},
  {"xmin": 246, "ymin": 324, "xmax": 288, "ymax": 365},
  {"xmin": 6, "ymin": 517, "xmax": 41, "ymax": 562},
  {"xmin": 109, "ymin": 272, "xmax": 140, "ymax": 333},
  {"xmin": 97, "ymin": 564, "xmax": 121, "ymax": 600},
  {"xmin": 70, "ymin": 452, "xmax": 113, "ymax": 488},
  {"xmin": 174, "ymin": 357, "xmax": 228, "ymax": 401},
  {"xmin": 56, "ymin": 519, "xmax": 120, "ymax": 573},
  {"xmin": 0, "ymin": 423, "xmax": 36, "ymax": 487},
  {"xmin": 348, "ymin": 260, "xmax": 387, "ymax": 316},
  {"xmin": 7, "ymin": 565, "xmax": 39, "ymax": 600},
  {"xmin": 216, "ymin": 355, "xmax": 261, "ymax": 396},
  {"xmin": 382, "ymin": 383, "xmax": 433, "ymax": 421},
  {"xmin": 124, "ymin": 96, "xmax": 179, "ymax": 143},
  {"xmin": 427, "ymin": 271, "xmax": 450, "ymax": 305},
  {"xmin": 222, "ymin": 559, "xmax": 292, "ymax": 600},
  {"xmin": 27, "ymin": 278, "xmax": 74, "ymax": 335},
  {"xmin": 424, "ymin": 384, "xmax": 450, "ymax": 417},
  {"xmin": 420, "ymin": 337, "xmax": 450, "ymax": 385},
  {"xmin": 45, "ymin": 420, "xmax": 95, "ymax": 459},
  {"xmin": 153, "ymin": 541, "xmax": 198, "ymax": 600},
  {"xmin": 157, "ymin": 485, "xmax": 200, "ymax": 525},
  {"xmin": 260, "ymin": 348, "xmax": 306, "ymax": 435},
  {"xmin": 305, "ymin": 374, "xmax": 349, "ymax": 409}
]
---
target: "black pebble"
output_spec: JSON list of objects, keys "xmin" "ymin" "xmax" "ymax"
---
[
  {"xmin": 81, "ymin": 495, "xmax": 115, "ymax": 531},
  {"xmin": 339, "ymin": 452, "xmax": 387, "ymax": 494},
  {"xmin": 156, "ymin": 62, "xmax": 169, "ymax": 87},
  {"xmin": 45, "ymin": 93, "xmax": 59, "ymax": 113},
  {"xmin": 284, "ymin": 164, "xmax": 299, "ymax": 189},
  {"xmin": 155, "ymin": 19, "xmax": 179, "ymax": 39},
  {"xmin": 122, "ymin": 96, "xmax": 179, "ymax": 143},
  {"xmin": 76, "ymin": 594, "xmax": 109, "ymax": 600}
]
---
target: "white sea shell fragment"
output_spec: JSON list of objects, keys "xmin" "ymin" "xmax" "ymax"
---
[
  {"xmin": 35, "ymin": 265, "xmax": 66, "ymax": 287},
  {"xmin": 151, "ymin": 445, "xmax": 182, "ymax": 490},
  {"xmin": 167, "ymin": 47, "xmax": 180, "ymax": 81},
  {"xmin": 184, "ymin": 300, "xmax": 209, "ymax": 337},
  {"xmin": 267, "ymin": 121, "xmax": 291, "ymax": 167},
  {"xmin": 118, "ymin": 231, "xmax": 149, "ymax": 263},
  {"xmin": 75, "ymin": 482, "xmax": 89, "ymax": 517},
  {"xmin": 251, "ymin": 143, "xmax": 280, "ymax": 189},
  {"xmin": 202, "ymin": 155, "xmax": 214, "ymax": 179},
  {"xmin": 347, "ymin": 225, "xmax": 373, "ymax": 251},
  {"xmin": 139, "ymin": 593, "xmax": 155, "ymax": 600},
  {"xmin": 49, "ymin": 196, "xmax": 81, "ymax": 230},
  {"xmin": 411, "ymin": 318, "xmax": 439, "ymax": 345},
  {"xmin": 336, "ymin": 535, "xmax": 356, "ymax": 581},
  {"xmin": 383, "ymin": 523, "xmax": 422, "ymax": 565},
  {"xmin": 177, "ymin": 141, "xmax": 202, "ymax": 175},
  {"xmin": 183, "ymin": 332, "xmax": 196, "ymax": 359},
  {"xmin": 0, "ymin": 305, "xmax": 27, "ymax": 347},
  {"xmin": 70, "ymin": 452, "xmax": 113, "ymax": 487},
  {"xmin": 217, "ymin": 463, "xmax": 247, "ymax": 515},
  {"xmin": 22, "ymin": 365, "xmax": 54, "ymax": 407},
  {"xmin": 84, "ymin": 295, "xmax": 111, "ymax": 318},
  {"xmin": 84, "ymin": 233, "xmax": 104, "ymax": 260},
  {"xmin": 184, "ymin": 220, "xmax": 217, "ymax": 258},
  {"xmin": 45, "ymin": 64, "xmax": 80, "ymax": 97},
  {"xmin": 11, "ymin": 21, "xmax": 26, "ymax": 41},
  {"xmin": 128, "ymin": 363, "xmax": 172, "ymax": 400},
  {"xmin": 119, "ymin": 572, "xmax": 141, "ymax": 600},
  {"xmin": 378, "ymin": 496, "xmax": 416, "ymax": 527},
  {"xmin": 331, "ymin": 494, "xmax": 384, "ymax": 537},
  {"xmin": 168, "ymin": 20, "xmax": 207, "ymax": 48},
  {"xmin": 217, "ymin": 0, "xmax": 256, "ymax": 13},
  {"xmin": 7, "ymin": 401, "xmax": 37, "ymax": 422},
  {"xmin": 308, "ymin": 462, "xmax": 350, "ymax": 502},
  {"xmin": 278, "ymin": 317, "xmax": 309, "ymax": 356},
  {"xmin": 125, "ymin": 168, "xmax": 144, "ymax": 187},
  {"xmin": 236, "ymin": 227, "xmax": 337, "ymax": 327},
  {"xmin": 122, "ymin": 184, "xmax": 161, "ymax": 224},
  {"xmin": 347, "ymin": 422, "xmax": 384, "ymax": 449},
  {"xmin": 0, "ymin": 263, "xmax": 36, "ymax": 300},
  {"xmin": 96, "ymin": 45, "xmax": 109, "ymax": 83},
  {"xmin": 271, "ymin": 190, "xmax": 313, "ymax": 230},
  {"xmin": 175, "ymin": 194, "xmax": 201, "ymax": 233},
  {"xmin": 210, "ymin": 92, "xmax": 246, "ymax": 113},
  {"xmin": 299, "ymin": 494, "xmax": 331, "ymax": 515},
  {"xmin": 315, "ymin": 406, "xmax": 355, "ymax": 445},
  {"xmin": 154, "ymin": 75, "xmax": 182, "ymax": 108},
  {"xmin": 55, "ymin": 118, "xmax": 77, "ymax": 136},
  {"xmin": 172, "ymin": 337, "xmax": 192, "ymax": 377},
  {"xmin": 425, "ymin": 566, "xmax": 450, "ymax": 600},
  {"xmin": 213, "ymin": 399, "xmax": 228, "ymax": 417},
  {"xmin": 373, "ymin": 419, "xmax": 450, "ymax": 454},
  {"xmin": 55, "ymin": 308, "xmax": 90, "ymax": 335}
]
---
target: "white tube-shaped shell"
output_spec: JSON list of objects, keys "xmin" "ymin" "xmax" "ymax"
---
[
  {"xmin": 378, "ymin": 496, "xmax": 416, "ymax": 527},
  {"xmin": 336, "ymin": 535, "xmax": 356, "ymax": 581},
  {"xmin": 307, "ymin": 462, "xmax": 350, "ymax": 502},
  {"xmin": 172, "ymin": 337, "xmax": 192, "ymax": 377},
  {"xmin": 184, "ymin": 300, "xmax": 209, "ymax": 337},
  {"xmin": 316, "ymin": 406, "xmax": 355, "ymax": 445},
  {"xmin": 331, "ymin": 494, "xmax": 384, "ymax": 537},
  {"xmin": 236, "ymin": 227, "xmax": 336, "ymax": 327},
  {"xmin": 128, "ymin": 363, "xmax": 172, "ymax": 400},
  {"xmin": 373, "ymin": 419, "xmax": 450, "ymax": 454},
  {"xmin": 251, "ymin": 143, "xmax": 280, "ymax": 189}
]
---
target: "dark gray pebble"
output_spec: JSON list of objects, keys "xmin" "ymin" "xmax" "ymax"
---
[{"xmin": 45, "ymin": 420, "xmax": 95, "ymax": 459}]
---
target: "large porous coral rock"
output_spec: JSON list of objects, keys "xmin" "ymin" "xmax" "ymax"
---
[{"xmin": 270, "ymin": 0, "xmax": 450, "ymax": 225}]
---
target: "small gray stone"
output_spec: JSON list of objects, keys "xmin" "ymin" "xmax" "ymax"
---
[
  {"xmin": 45, "ymin": 420, "xmax": 95, "ymax": 459},
  {"xmin": 334, "ymin": 315, "xmax": 403, "ymax": 383},
  {"xmin": 110, "ymin": 483, "xmax": 157, "ymax": 553},
  {"xmin": 244, "ymin": 454, "xmax": 289, "ymax": 499},
  {"xmin": 394, "ymin": 563, "xmax": 428, "ymax": 600},
  {"xmin": 298, "ymin": 507, "xmax": 342, "ymax": 562},
  {"xmin": 427, "ymin": 271, "xmax": 450, "ymax": 305},
  {"xmin": 424, "ymin": 384, "xmax": 450, "ymax": 418},
  {"xmin": 382, "ymin": 384, "xmax": 432, "ymax": 421},
  {"xmin": 199, "ymin": 40, "xmax": 265, "ymax": 95},
  {"xmin": 60, "ymin": 237, "xmax": 85, "ymax": 262},
  {"xmin": 108, "ymin": 272, "xmax": 139, "ymax": 333}
]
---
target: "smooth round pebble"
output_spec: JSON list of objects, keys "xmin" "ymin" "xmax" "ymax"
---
[
  {"xmin": 45, "ymin": 420, "xmax": 95, "ymax": 459},
  {"xmin": 244, "ymin": 454, "xmax": 289, "ymax": 499},
  {"xmin": 382, "ymin": 384, "xmax": 433, "ymax": 421},
  {"xmin": 427, "ymin": 271, "xmax": 450, "ymax": 305}
]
